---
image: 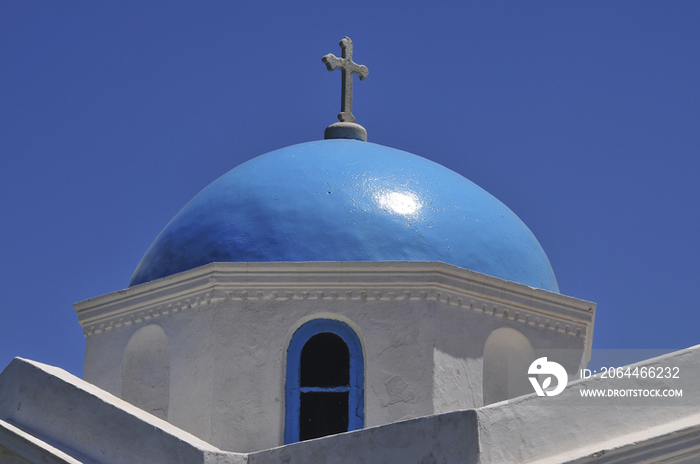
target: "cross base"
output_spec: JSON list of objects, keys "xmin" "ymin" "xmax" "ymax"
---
[{"xmin": 324, "ymin": 122, "xmax": 368, "ymax": 142}]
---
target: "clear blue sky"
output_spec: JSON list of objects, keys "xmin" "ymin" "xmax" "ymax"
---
[{"xmin": 1, "ymin": 2, "xmax": 698, "ymax": 377}]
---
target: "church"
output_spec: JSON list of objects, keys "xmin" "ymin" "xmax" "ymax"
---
[{"xmin": 1, "ymin": 38, "xmax": 699, "ymax": 464}]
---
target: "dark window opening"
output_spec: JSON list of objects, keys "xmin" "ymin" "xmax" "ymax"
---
[
  {"xmin": 300, "ymin": 333, "xmax": 350, "ymax": 387},
  {"xmin": 299, "ymin": 392, "xmax": 349, "ymax": 440},
  {"xmin": 298, "ymin": 332, "xmax": 351, "ymax": 440}
]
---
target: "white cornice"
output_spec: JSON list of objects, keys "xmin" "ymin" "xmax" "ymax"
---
[{"xmin": 75, "ymin": 262, "xmax": 595, "ymax": 349}]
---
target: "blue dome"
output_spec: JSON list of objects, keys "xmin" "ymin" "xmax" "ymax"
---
[{"xmin": 129, "ymin": 140, "xmax": 559, "ymax": 292}]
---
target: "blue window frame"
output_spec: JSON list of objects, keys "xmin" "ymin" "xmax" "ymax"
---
[{"xmin": 284, "ymin": 319, "xmax": 364, "ymax": 443}]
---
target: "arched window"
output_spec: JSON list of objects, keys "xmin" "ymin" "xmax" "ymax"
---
[{"xmin": 284, "ymin": 319, "xmax": 363, "ymax": 443}]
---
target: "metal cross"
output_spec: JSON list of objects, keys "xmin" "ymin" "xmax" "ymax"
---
[{"xmin": 322, "ymin": 37, "xmax": 369, "ymax": 123}]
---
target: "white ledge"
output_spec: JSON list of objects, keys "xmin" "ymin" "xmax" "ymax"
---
[
  {"xmin": 75, "ymin": 261, "xmax": 595, "ymax": 337},
  {"xmin": 0, "ymin": 358, "xmax": 245, "ymax": 464}
]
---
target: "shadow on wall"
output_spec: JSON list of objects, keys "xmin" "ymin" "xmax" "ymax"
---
[{"xmin": 121, "ymin": 325, "xmax": 170, "ymax": 419}]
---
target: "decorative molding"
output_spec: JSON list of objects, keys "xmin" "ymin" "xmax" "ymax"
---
[
  {"xmin": 79, "ymin": 287, "xmax": 588, "ymax": 339},
  {"xmin": 75, "ymin": 262, "xmax": 595, "ymax": 344}
]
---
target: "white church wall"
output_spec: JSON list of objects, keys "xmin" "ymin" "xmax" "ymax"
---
[
  {"xmin": 82, "ymin": 321, "xmax": 130, "ymax": 396},
  {"xmin": 431, "ymin": 299, "xmax": 486, "ymax": 412},
  {"xmin": 249, "ymin": 345, "xmax": 700, "ymax": 464},
  {"xmin": 203, "ymin": 294, "xmax": 438, "ymax": 451},
  {"xmin": 3, "ymin": 347, "xmax": 699, "ymax": 464},
  {"xmin": 432, "ymin": 348, "xmax": 482, "ymax": 413},
  {"xmin": 431, "ymin": 293, "xmax": 589, "ymax": 410},
  {"xmin": 159, "ymin": 304, "xmax": 218, "ymax": 443},
  {"xmin": 80, "ymin": 288, "xmax": 221, "ymax": 443},
  {"xmin": 0, "ymin": 358, "xmax": 245, "ymax": 464},
  {"xmin": 74, "ymin": 261, "xmax": 595, "ymax": 453},
  {"xmin": 477, "ymin": 345, "xmax": 700, "ymax": 463},
  {"xmin": 247, "ymin": 409, "xmax": 480, "ymax": 464},
  {"xmin": 206, "ymin": 296, "xmax": 293, "ymax": 451},
  {"xmin": 352, "ymin": 297, "xmax": 436, "ymax": 424},
  {"xmin": 121, "ymin": 324, "xmax": 170, "ymax": 419}
]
